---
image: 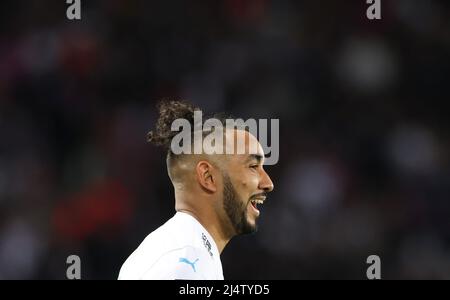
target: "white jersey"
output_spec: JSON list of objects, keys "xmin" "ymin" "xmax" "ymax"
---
[{"xmin": 118, "ymin": 212, "xmax": 224, "ymax": 280}]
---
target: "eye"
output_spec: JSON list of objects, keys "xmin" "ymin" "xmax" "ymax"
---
[{"xmin": 250, "ymin": 165, "xmax": 258, "ymax": 169}]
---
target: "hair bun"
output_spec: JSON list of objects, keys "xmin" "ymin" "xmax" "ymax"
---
[{"xmin": 147, "ymin": 100, "xmax": 200, "ymax": 150}]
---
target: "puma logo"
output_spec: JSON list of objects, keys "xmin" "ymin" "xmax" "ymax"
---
[{"xmin": 179, "ymin": 257, "xmax": 199, "ymax": 272}]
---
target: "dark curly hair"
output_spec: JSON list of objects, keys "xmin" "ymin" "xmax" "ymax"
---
[
  {"xmin": 147, "ymin": 99, "xmax": 232, "ymax": 160},
  {"xmin": 147, "ymin": 100, "xmax": 199, "ymax": 150}
]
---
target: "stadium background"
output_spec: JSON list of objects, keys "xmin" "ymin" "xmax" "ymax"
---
[{"xmin": 0, "ymin": 0, "xmax": 449, "ymax": 279}]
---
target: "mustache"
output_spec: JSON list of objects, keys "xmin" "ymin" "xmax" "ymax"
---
[{"xmin": 250, "ymin": 193, "xmax": 267, "ymax": 200}]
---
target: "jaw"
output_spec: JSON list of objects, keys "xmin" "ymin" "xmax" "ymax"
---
[{"xmin": 241, "ymin": 202, "xmax": 258, "ymax": 234}]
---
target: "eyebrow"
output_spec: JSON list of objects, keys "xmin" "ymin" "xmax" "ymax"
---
[{"xmin": 246, "ymin": 154, "xmax": 264, "ymax": 164}]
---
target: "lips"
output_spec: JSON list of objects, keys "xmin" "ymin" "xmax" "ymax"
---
[
  {"xmin": 248, "ymin": 197, "xmax": 265, "ymax": 217},
  {"xmin": 250, "ymin": 199, "xmax": 264, "ymax": 209}
]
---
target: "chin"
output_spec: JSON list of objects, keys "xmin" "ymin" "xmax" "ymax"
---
[{"xmin": 240, "ymin": 216, "xmax": 258, "ymax": 235}]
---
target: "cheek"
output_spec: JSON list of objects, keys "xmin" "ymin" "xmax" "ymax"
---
[{"xmin": 238, "ymin": 176, "xmax": 259, "ymax": 193}]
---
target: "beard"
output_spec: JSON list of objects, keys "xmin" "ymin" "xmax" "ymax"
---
[{"xmin": 222, "ymin": 172, "xmax": 257, "ymax": 235}]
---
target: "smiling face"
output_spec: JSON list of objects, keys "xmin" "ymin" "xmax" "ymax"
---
[{"xmin": 219, "ymin": 130, "xmax": 274, "ymax": 235}]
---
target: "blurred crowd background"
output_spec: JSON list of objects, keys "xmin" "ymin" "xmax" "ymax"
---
[{"xmin": 0, "ymin": 0, "xmax": 449, "ymax": 279}]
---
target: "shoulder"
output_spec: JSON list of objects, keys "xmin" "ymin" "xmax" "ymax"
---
[
  {"xmin": 118, "ymin": 213, "xmax": 219, "ymax": 280},
  {"xmin": 135, "ymin": 246, "xmax": 213, "ymax": 280}
]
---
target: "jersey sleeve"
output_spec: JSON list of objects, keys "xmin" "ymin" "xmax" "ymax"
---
[{"xmin": 140, "ymin": 246, "xmax": 211, "ymax": 280}]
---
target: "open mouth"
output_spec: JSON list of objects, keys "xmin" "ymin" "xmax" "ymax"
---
[{"xmin": 250, "ymin": 199, "xmax": 264, "ymax": 209}]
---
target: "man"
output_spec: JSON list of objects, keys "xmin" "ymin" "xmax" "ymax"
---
[{"xmin": 118, "ymin": 100, "xmax": 274, "ymax": 280}]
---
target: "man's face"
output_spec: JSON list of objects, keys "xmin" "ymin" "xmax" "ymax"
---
[{"xmin": 221, "ymin": 130, "xmax": 274, "ymax": 235}]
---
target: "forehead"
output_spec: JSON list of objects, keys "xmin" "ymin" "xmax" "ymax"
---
[{"xmin": 224, "ymin": 129, "xmax": 265, "ymax": 162}]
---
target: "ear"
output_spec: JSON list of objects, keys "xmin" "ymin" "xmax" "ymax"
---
[{"xmin": 196, "ymin": 160, "xmax": 217, "ymax": 193}]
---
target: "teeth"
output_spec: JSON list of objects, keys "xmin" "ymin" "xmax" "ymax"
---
[{"xmin": 251, "ymin": 199, "xmax": 264, "ymax": 206}]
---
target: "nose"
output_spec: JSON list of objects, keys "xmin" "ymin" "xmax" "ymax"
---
[{"xmin": 259, "ymin": 169, "xmax": 274, "ymax": 193}]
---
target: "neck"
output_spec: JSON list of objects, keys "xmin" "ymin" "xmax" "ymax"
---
[{"xmin": 176, "ymin": 206, "xmax": 233, "ymax": 254}]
